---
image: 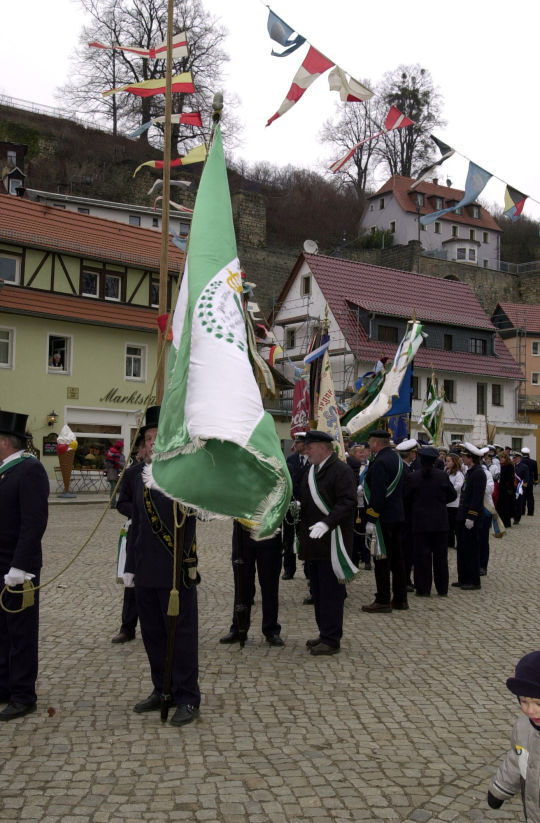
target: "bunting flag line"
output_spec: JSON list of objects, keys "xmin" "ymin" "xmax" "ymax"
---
[
  {"xmin": 503, "ymin": 185, "xmax": 528, "ymax": 222},
  {"xmin": 133, "ymin": 143, "xmax": 207, "ymax": 177},
  {"xmin": 267, "ymin": 8, "xmax": 306, "ymax": 57},
  {"xmin": 268, "ymin": 344, "xmax": 283, "ymax": 367},
  {"xmin": 329, "ymin": 106, "xmax": 414, "ymax": 174},
  {"xmin": 346, "ymin": 320, "xmax": 426, "ymax": 436},
  {"xmin": 103, "ymin": 72, "xmax": 194, "ymax": 97},
  {"xmin": 290, "ymin": 377, "xmax": 310, "ymax": 437},
  {"xmin": 410, "ymin": 135, "xmax": 455, "ymax": 190},
  {"xmin": 89, "ymin": 31, "xmax": 188, "ymax": 60},
  {"xmin": 126, "ymin": 111, "xmax": 203, "ymax": 139},
  {"xmin": 420, "ymin": 161, "xmax": 493, "ymax": 226},
  {"xmin": 147, "ymin": 179, "xmax": 191, "ymax": 196},
  {"xmin": 327, "ymin": 66, "xmax": 373, "ymax": 103},
  {"xmin": 316, "ymin": 350, "xmax": 346, "ymax": 461},
  {"xmin": 266, "ymin": 46, "xmax": 334, "ymax": 126},
  {"xmin": 303, "ymin": 338, "xmax": 330, "ymax": 364},
  {"xmin": 146, "ymin": 125, "xmax": 292, "ymax": 539},
  {"xmin": 418, "ymin": 375, "xmax": 444, "ymax": 444}
]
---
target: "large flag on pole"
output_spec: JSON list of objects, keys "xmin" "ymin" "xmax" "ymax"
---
[
  {"xmin": 420, "ymin": 161, "xmax": 492, "ymax": 226},
  {"xmin": 418, "ymin": 375, "xmax": 444, "ymax": 444},
  {"xmin": 147, "ymin": 126, "xmax": 291, "ymax": 539}
]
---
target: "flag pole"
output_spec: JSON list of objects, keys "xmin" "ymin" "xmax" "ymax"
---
[{"xmin": 156, "ymin": 0, "xmax": 174, "ymax": 405}]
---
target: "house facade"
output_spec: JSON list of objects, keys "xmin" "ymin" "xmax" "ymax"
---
[
  {"xmin": 0, "ymin": 192, "xmax": 185, "ymax": 482},
  {"xmin": 359, "ymin": 175, "xmax": 502, "ymax": 269},
  {"xmin": 270, "ymin": 253, "xmax": 536, "ymax": 454}
]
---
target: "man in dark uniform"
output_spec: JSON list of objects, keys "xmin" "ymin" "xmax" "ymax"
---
[
  {"xmin": 219, "ymin": 521, "xmax": 284, "ymax": 646},
  {"xmin": 282, "ymin": 432, "xmax": 309, "ymax": 580},
  {"xmin": 403, "ymin": 446, "xmax": 457, "ymax": 596},
  {"xmin": 396, "ymin": 438, "xmax": 419, "ymax": 591},
  {"xmin": 361, "ymin": 429, "xmax": 407, "ymax": 613},
  {"xmin": 349, "ymin": 442, "xmax": 372, "ymax": 570},
  {"xmin": 0, "ymin": 411, "xmax": 49, "ymax": 721},
  {"xmin": 453, "ymin": 442, "xmax": 487, "ymax": 590},
  {"xmin": 520, "ymin": 448, "xmax": 537, "ymax": 516},
  {"xmin": 110, "ymin": 432, "xmax": 146, "ymax": 644},
  {"xmin": 124, "ymin": 407, "xmax": 200, "ymax": 727},
  {"xmin": 513, "ymin": 451, "xmax": 530, "ymax": 524},
  {"xmin": 297, "ymin": 430, "xmax": 357, "ymax": 656}
]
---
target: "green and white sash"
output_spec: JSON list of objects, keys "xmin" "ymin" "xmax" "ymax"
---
[
  {"xmin": 308, "ymin": 466, "xmax": 358, "ymax": 583},
  {"xmin": 0, "ymin": 454, "xmax": 34, "ymax": 477},
  {"xmin": 116, "ymin": 519, "xmax": 131, "ymax": 581},
  {"xmin": 363, "ymin": 455, "xmax": 403, "ymax": 560}
]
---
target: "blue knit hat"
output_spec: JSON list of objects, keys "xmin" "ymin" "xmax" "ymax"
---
[{"xmin": 507, "ymin": 652, "xmax": 540, "ymax": 698}]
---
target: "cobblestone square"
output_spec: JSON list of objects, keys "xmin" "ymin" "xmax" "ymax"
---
[{"xmin": 1, "ymin": 496, "xmax": 536, "ymax": 822}]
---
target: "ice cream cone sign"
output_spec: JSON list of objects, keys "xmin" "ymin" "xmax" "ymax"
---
[{"xmin": 57, "ymin": 425, "xmax": 77, "ymax": 493}]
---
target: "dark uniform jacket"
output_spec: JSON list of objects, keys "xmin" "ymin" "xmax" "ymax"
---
[
  {"xmin": 364, "ymin": 446, "xmax": 405, "ymax": 525},
  {"xmin": 297, "ymin": 453, "xmax": 356, "ymax": 561},
  {"xmin": 457, "ymin": 463, "xmax": 486, "ymax": 523},
  {"xmin": 117, "ymin": 462, "xmax": 144, "ymax": 519},
  {"xmin": 515, "ymin": 460, "xmax": 531, "ymax": 486},
  {"xmin": 524, "ymin": 456, "xmax": 539, "ymax": 483},
  {"xmin": 0, "ymin": 456, "xmax": 49, "ymax": 575},
  {"xmin": 403, "ymin": 467, "xmax": 457, "ymax": 532},
  {"xmin": 286, "ymin": 452, "xmax": 310, "ymax": 500},
  {"xmin": 125, "ymin": 474, "xmax": 196, "ymax": 588}
]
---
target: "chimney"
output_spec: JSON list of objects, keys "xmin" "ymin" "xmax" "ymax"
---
[{"xmin": 432, "ymin": 177, "xmax": 438, "ymax": 185}]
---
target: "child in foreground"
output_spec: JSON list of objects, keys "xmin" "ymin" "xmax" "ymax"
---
[{"xmin": 488, "ymin": 651, "xmax": 540, "ymax": 818}]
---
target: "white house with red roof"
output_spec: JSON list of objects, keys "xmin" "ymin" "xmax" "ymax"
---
[
  {"xmin": 270, "ymin": 252, "xmax": 536, "ymax": 452},
  {"xmin": 360, "ymin": 175, "xmax": 502, "ymax": 269}
]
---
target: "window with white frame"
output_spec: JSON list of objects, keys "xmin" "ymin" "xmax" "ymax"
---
[
  {"xmin": 125, "ymin": 344, "xmax": 147, "ymax": 381},
  {"xmin": 7, "ymin": 150, "xmax": 16, "ymax": 165},
  {"xmin": 105, "ymin": 273, "xmax": 121, "ymax": 301},
  {"xmin": 532, "ymin": 372, "xmax": 540, "ymax": 385},
  {"xmin": 457, "ymin": 248, "xmax": 466, "ymax": 260},
  {"xmin": 129, "ymin": 215, "xmax": 141, "ymax": 227},
  {"xmin": 455, "ymin": 207, "xmax": 462, "ymax": 215},
  {"xmin": 434, "ymin": 221, "xmax": 441, "ymax": 234},
  {"xmin": 82, "ymin": 269, "xmax": 123, "ymax": 301},
  {"xmin": 150, "ymin": 279, "xmax": 159, "ymax": 308},
  {"xmin": 390, "ymin": 221, "xmax": 396, "ymax": 233},
  {"xmin": 0, "ymin": 252, "xmax": 21, "ymax": 284},
  {"xmin": 0, "ymin": 327, "xmax": 14, "ymax": 368},
  {"xmin": 379, "ymin": 198, "xmax": 385, "ymax": 210},
  {"xmin": 179, "ymin": 221, "xmax": 190, "ymax": 236},
  {"xmin": 81, "ymin": 270, "xmax": 99, "ymax": 298},
  {"xmin": 434, "ymin": 197, "xmax": 443, "ymax": 210},
  {"xmin": 48, "ymin": 334, "xmax": 72, "ymax": 374},
  {"xmin": 532, "ymin": 342, "xmax": 540, "ymax": 356},
  {"xmin": 451, "ymin": 225, "xmax": 458, "ymax": 237},
  {"xmin": 472, "ymin": 205, "xmax": 480, "ymax": 218},
  {"xmin": 468, "ymin": 248, "xmax": 476, "ymax": 261},
  {"xmin": 9, "ymin": 178, "xmax": 23, "ymax": 195},
  {"xmin": 469, "ymin": 229, "xmax": 476, "ymax": 241}
]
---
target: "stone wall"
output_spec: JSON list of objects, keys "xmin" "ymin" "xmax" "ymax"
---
[{"xmin": 232, "ymin": 192, "xmax": 266, "ymax": 248}]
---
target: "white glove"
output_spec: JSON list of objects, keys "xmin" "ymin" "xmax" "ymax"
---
[
  {"xmin": 4, "ymin": 567, "xmax": 35, "ymax": 587},
  {"xmin": 309, "ymin": 521, "xmax": 329, "ymax": 539},
  {"xmin": 365, "ymin": 522, "xmax": 376, "ymax": 536},
  {"xmin": 465, "ymin": 519, "xmax": 474, "ymax": 530},
  {"xmin": 122, "ymin": 572, "xmax": 135, "ymax": 588}
]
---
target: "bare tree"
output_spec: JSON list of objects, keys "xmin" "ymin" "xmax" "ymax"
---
[
  {"xmin": 57, "ymin": 0, "xmax": 235, "ymax": 153},
  {"xmin": 375, "ymin": 65, "xmax": 445, "ymax": 178}
]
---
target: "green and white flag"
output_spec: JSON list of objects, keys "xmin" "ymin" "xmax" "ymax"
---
[
  {"xmin": 419, "ymin": 375, "xmax": 444, "ymax": 443},
  {"xmin": 148, "ymin": 126, "xmax": 291, "ymax": 538}
]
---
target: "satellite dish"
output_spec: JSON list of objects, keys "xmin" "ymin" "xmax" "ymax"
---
[{"xmin": 303, "ymin": 239, "xmax": 318, "ymax": 254}]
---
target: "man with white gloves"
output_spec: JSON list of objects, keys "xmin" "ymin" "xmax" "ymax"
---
[
  {"xmin": 297, "ymin": 431, "xmax": 357, "ymax": 656},
  {"xmin": 0, "ymin": 411, "xmax": 49, "ymax": 721},
  {"xmin": 453, "ymin": 443, "xmax": 487, "ymax": 591}
]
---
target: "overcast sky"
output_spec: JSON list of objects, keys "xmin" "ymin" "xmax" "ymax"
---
[{"xmin": 2, "ymin": 0, "xmax": 540, "ymax": 222}]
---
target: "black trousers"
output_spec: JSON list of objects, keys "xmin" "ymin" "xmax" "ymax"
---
[
  {"xmin": 456, "ymin": 522, "xmax": 481, "ymax": 586},
  {"xmin": 308, "ymin": 556, "xmax": 346, "ymax": 648},
  {"xmin": 447, "ymin": 507, "xmax": 458, "ymax": 547},
  {"xmin": 135, "ymin": 585, "xmax": 200, "ymax": 707},
  {"xmin": 413, "ymin": 532, "xmax": 448, "ymax": 595},
  {"xmin": 373, "ymin": 523, "xmax": 407, "ymax": 604},
  {"xmin": 120, "ymin": 587, "xmax": 138, "ymax": 636},
  {"xmin": 282, "ymin": 519, "xmax": 297, "ymax": 577},
  {"xmin": 0, "ymin": 573, "xmax": 40, "ymax": 705},
  {"xmin": 352, "ymin": 507, "xmax": 370, "ymax": 565},
  {"xmin": 478, "ymin": 515, "xmax": 491, "ymax": 570},
  {"xmin": 229, "ymin": 526, "xmax": 282, "ymax": 638},
  {"xmin": 524, "ymin": 484, "xmax": 535, "ymax": 516}
]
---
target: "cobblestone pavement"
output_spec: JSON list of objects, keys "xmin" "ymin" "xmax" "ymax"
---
[{"xmin": 1, "ymin": 495, "xmax": 538, "ymax": 823}]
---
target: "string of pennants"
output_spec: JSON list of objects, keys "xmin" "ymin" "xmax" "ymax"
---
[{"xmin": 264, "ymin": 7, "xmax": 535, "ymax": 223}]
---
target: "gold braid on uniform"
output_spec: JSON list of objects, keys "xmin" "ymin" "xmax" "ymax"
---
[{"xmin": 143, "ymin": 487, "xmax": 200, "ymax": 587}]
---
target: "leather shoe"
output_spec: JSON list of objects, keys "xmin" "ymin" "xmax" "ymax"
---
[
  {"xmin": 219, "ymin": 631, "xmax": 242, "ymax": 644},
  {"xmin": 310, "ymin": 642, "xmax": 339, "ymax": 656},
  {"xmin": 170, "ymin": 704, "xmax": 200, "ymax": 726},
  {"xmin": 111, "ymin": 631, "xmax": 135, "ymax": 644},
  {"xmin": 391, "ymin": 600, "xmax": 409, "ymax": 610},
  {"xmin": 265, "ymin": 634, "xmax": 284, "ymax": 647},
  {"xmin": 281, "ymin": 572, "xmax": 294, "ymax": 580},
  {"xmin": 479, "ymin": 568, "xmax": 487, "ymax": 576},
  {"xmin": 362, "ymin": 601, "xmax": 392, "ymax": 613},
  {"xmin": 133, "ymin": 692, "xmax": 161, "ymax": 713},
  {"xmin": 451, "ymin": 581, "xmax": 462, "ymax": 587},
  {"xmin": 0, "ymin": 701, "xmax": 37, "ymax": 721},
  {"xmin": 302, "ymin": 595, "xmax": 314, "ymax": 605},
  {"xmin": 306, "ymin": 637, "xmax": 322, "ymax": 648},
  {"xmin": 461, "ymin": 583, "xmax": 481, "ymax": 590}
]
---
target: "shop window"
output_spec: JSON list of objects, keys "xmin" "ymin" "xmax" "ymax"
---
[
  {"xmin": 0, "ymin": 327, "xmax": 14, "ymax": 368},
  {"xmin": 0, "ymin": 252, "xmax": 21, "ymax": 285},
  {"xmin": 125, "ymin": 344, "xmax": 147, "ymax": 381},
  {"xmin": 48, "ymin": 334, "xmax": 72, "ymax": 374}
]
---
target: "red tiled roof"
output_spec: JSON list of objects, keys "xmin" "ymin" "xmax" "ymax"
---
[
  {"xmin": 370, "ymin": 175, "xmax": 500, "ymax": 232},
  {"xmin": 0, "ymin": 284, "xmax": 157, "ymax": 332},
  {"xmin": 0, "ymin": 192, "xmax": 185, "ymax": 272},
  {"xmin": 496, "ymin": 302, "xmax": 540, "ymax": 334},
  {"xmin": 277, "ymin": 253, "xmax": 523, "ymax": 380}
]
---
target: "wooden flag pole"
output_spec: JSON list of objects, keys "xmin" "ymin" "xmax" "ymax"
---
[{"xmin": 156, "ymin": 0, "xmax": 174, "ymax": 404}]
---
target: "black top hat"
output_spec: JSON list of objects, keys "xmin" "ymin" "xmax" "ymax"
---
[
  {"xmin": 140, "ymin": 405, "xmax": 160, "ymax": 436},
  {"xmin": 0, "ymin": 411, "xmax": 30, "ymax": 440},
  {"xmin": 304, "ymin": 430, "xmax": 334, "ymax": 445}
]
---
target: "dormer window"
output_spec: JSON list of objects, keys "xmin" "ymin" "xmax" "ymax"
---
[
  {"xmin": 471, "ymin": 205, "xmax": 480, "ymax": 218},
  {"xmin": 455, "ymin": 207, "xmax": 463, "ymax": 215},
  {"xmin": 415, "ymin": 193, "xmax": 425, "ymax": 207},
  {"xmin": 433, "ymin": 197, "xmax": 443, "ymax": 210}
]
